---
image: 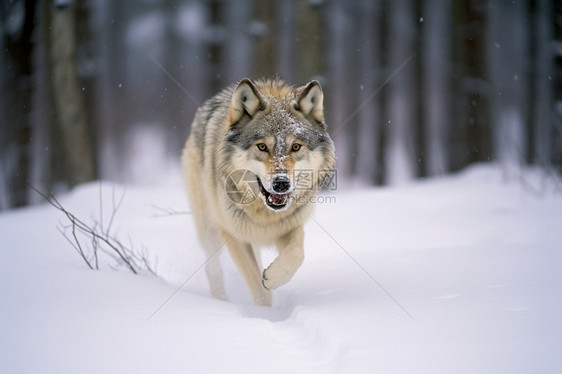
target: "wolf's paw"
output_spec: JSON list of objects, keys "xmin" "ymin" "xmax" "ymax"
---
[{"xmin": 262, "ymin": 261, "xmax": 295, "ymax": 290}]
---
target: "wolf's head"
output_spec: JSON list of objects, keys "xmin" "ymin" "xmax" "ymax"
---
[{"xmin": 223, "ymin": 78, "xmax": 335, "ymax": 212}]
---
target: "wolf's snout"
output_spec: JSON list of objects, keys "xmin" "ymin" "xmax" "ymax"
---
[{"xmin": 272, "ymin": 175, "xmax": 291, "ymax": 193}]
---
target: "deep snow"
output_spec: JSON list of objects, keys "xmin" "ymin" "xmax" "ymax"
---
[{"xmin": 1, "ymin": 164, "xmax": 561, "ymax": 373}]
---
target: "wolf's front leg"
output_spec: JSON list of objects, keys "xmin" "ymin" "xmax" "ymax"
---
[
  {"xmin": 263, "ymin": 226, "xmax": 305, "ymax": 290},
  {"xmin": 220, "ymin": 230, "xmax": 272, "ymax": 306}
]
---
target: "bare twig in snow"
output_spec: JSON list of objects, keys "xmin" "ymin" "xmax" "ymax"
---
[
  {"xmin": 30, "ymin": 184, "xmax": 156, "ymax": 275},
  {"xmin": 150, "ymin": 204, "xmax": 191, "ymax": 218}
]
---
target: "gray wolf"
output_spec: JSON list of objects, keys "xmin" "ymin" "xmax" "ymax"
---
[{"xmin": 182, "ymin": 78, "xmax": 335, "ymax": 306}]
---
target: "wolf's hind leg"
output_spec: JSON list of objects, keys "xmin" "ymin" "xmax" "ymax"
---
[
  {"xmin": 220, "ymin": 230, "xmax": 272, "ymax": 307},
  {"xmin": 263, "ymin": 226, "xmax": 304, "ymax": 290}
]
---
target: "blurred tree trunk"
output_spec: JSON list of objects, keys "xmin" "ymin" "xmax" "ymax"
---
[
  {"xmin": 295, "ymin": 0, "xmax": 324, "ymax": 83},
  {"xmin": 532, "ymin": 0, "xmax": 553, "ymax": 167},
  {"xmin": 451, "ymin": 0, "xmax": 490, "ymax": 171},
  {"xmin": 253, "ymin": 0, "xmax": 275, "ymax": 77},
  {"xmin": 553, "ymin": 2, "xmax": 562, "ymax": 170},
  {"xmin": 386, "ymin": 0, "xmax": 416, "ymax": 185},
  {"xmin": 327, "ymin": 0, "xmax": 353, "ymax": 181},
  {"xmin": 208, "ymin": 0, "xmax": 224, "ymax": 92},
  {"xmin": 95, "ymin": 0, "xmax": 126, "ymax": 181},
  {"xmin": 0, "ymin": 0, "xmax": 37, "ymax": 208},
  {"xmin": 423, "ymin": 0, "xmax": 451, "ymax": 176},
  {"xmin": 355, "ymin": 0, "xmax": 381, "ymax": 184},
  {"xmin": 225, "ymin": 0, "xmax": 252, "ymax": 81},
  {"xmin": 276, "ymin": 0, "xmax": 295, "ymax": 81},
  {"xmin": 162, "ymin": 0, "xmax": 184, "ymax": 151},
  {"xmin": 487, "ymin": 1, "xmax": 529, "ymax": 167},
  {"xmin": 45, "ymin": 0, "xmax": 96, "ymax": 186}
]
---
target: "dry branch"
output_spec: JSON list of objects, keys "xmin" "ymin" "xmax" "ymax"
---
[{"xmin": 30, "ymin": 185, "xmax": 156, "ymax": 275}]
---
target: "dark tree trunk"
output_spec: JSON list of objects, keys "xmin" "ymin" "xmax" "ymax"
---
[
  {"xmin": 327, "ymin": 0, "xmax": 353, "ymax": 181},
  {"xmin": 451, "ymin": 0, "xmax": 491, "ymax": 171},
  {"xmin": 532, "ymin": 0, "xmax": 553, "ymax": 167},
  {"xmin": 95, "ymin": 0, "xmax": 126, "ymax": 181},
  {"xmin": 487, "ymin": 1, "xmax": 530, "ymax": 168},
  {"xmin": 276, "ymin": 0, "xmax": 295, "ymax": 81},
  {"xmin": 0, "ymin": 0, "xmax": 37, "ymax": 208},
  {"xmin": 45, "ymin": 0, "xmax": 96, "ymax": 187},
  {"xmin": 355, "ymin": 0, "xmax": 381, "ymax": 184},
  {"xmin": 422, "ymin": 0, "xmax": 451, "ymax": 176},
  {"xmin": 295, "ymin": 0, "xmax": 324, "ymax": 83},
  {"xmin": 253, "ymin": 0, "xmax": 276, "ymax": 78},
  {"xmin": 208, "ymin": 0, "xmax": 224, "ymax": 93},
  {"xmin": 386, "ymin": 0, "xmax": 416, "ymax": 185},
  {"xmin": 224, "ymin": 0, "xmax": 253, "ymax": 82}
]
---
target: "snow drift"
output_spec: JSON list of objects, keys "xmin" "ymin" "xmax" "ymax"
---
[{"xmin": 1, "ymin": 164, "xmax": 561, "ymax": 373}]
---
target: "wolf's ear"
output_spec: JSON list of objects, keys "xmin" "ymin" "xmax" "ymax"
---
[
  {"xmin": 228, "ymin": 78, "xmax": 265, "ymax": 125},
  {"xmin": 297, "ymin": 80, "xmax": 324, "ymax": 124}
]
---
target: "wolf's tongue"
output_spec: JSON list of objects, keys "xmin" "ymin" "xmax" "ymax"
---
[{"xmin": 270, "ymin": 193, "xmax": 287, "ymax": 206}]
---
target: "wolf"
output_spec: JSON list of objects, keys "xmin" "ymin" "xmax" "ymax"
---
[{"xmin": 182, "ymin": 78, "xmax": 335, "ymax": 306}]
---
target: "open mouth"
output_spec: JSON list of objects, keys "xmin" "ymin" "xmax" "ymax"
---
[{"xmin": 257, "ymin": 177, "xmax": 291, "ymax": 211}]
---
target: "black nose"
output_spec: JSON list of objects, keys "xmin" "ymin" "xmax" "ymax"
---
[{"xmin": 272, "ymin": 175, "xmax": 291, "ymax": 193}]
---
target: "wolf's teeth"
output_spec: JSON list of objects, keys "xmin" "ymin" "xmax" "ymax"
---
[{"xmin": 267, "ymin": 195, "xmax": 273, "ymax": 204}]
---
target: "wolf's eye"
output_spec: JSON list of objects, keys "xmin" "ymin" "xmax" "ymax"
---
[
  {"xmin": 291, "ymin": 143, "xmax": 302, "ymax": 152},
  {"xmin": 257, "ymin": 143, "xmax": 268, "ymax": 152}
]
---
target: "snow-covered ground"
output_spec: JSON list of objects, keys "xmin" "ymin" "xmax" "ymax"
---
[{"xmin": 1, "ymin": 164, "xmax": 561, "ymax": 373}]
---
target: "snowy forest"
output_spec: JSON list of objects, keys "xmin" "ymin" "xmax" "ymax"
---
[{"xmin": 1, "ymin": 0, "xmax": 561, "ymax": 210}]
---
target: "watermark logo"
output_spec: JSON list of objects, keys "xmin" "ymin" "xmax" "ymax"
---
[
  {"xmin": 319, "ymin": 169, "xmax": 338, "ymax": 191},
  {"xmin": 225, "ymin": 168, "xmax": 338, "ymax": 205},
  {"xmin": 294, "ymin": 169, "xmax": 314, "ymax": 191},
  {"xmin": 225, "ymin": 169, "xmax": 259, "ymax": 205}
]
